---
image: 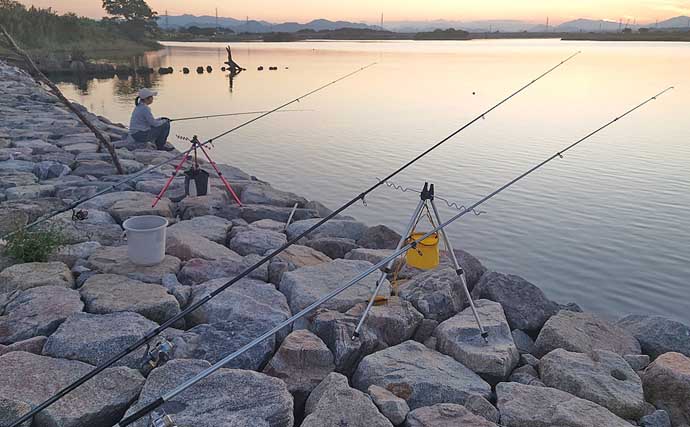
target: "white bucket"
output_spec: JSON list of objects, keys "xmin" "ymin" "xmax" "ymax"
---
[{"xmin": 122, "ymin": 215, "xmax": 168, "ymax": 266}]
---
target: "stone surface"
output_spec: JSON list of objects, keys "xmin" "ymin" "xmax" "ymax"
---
[
  {"xmin": 109, "ymin": 197, "xmax": 173, "ymax": 223},
  {"xmin": 398, "ymin": 249, "xmax": 487, "ymax": 290},
  {"xmin": 534, "ymin": 310, "xmax": 641, "ymax": 357},
  {"xmin": 643, "ymin": 352, "xmax": 690, "ymax": 427},
  {"xmin": 80, "ymin": 274, "xmax": 181, "ymax": 325},
  {"xmin": 618, "ymin": 314, "xmax": 690, "ymax": 359},
  {"xmin": 0, "ymin": 351, "xmax": 144, "ymax": 427},
  {"xmin": 286, "ymin": 218, "xmax": 368, "ymax": 241},
  {"xmin": 166, "ymin": 228, "xmax": 240, "ymax": 261},
  {"xmin": 166, "ymin": 214, "xmax": 231, "ymax": 243},
  {"xmin": 229, "ymin": 228, "xmax": 288, "ymax": 256},
  {"xmin": 268, "ymin": 244, "xmax": 331, "ymax": 285},
  {"xmin": 263, "ymin": 330, "xmax": 335, "ymax": 415},
  {"xmin": 0, "ymin": 397, "xmax": 31, "ymax": 427},
  {"xmin": 240, "ymin": 204, "xmax": 318, "ymax": 224},
  {"xmin": 397, "ymin": 267, "xmax": 467, "ymax": 322},
  {"xmin": 48, "ymin": 241, "xmax": 101, "ymax": 267},
  {"xmin": 357, "ymin": 225, "xmax": 402, "ymax": 250},
  {"xmin": 177, "ymin": 255, "xmax": 269, "ymax": 285},
  {"xmin": 508, "ymin": 364, "xmax": 544, "ymax": 386},
  {"xmin": 280, "ymin": 259, "xmax": 390, "ymax": 314},
  {"xmin": 464, "ymin": 394, "xmax": 500, "ymax": 424},
  {"xmin": 51, "ymin": 209, "xmax": 123, "ymax": 245},
  {"xmin": 345, "ymin": 247, "xmax": 397, "ymax": 269},
  {"xmin": 0, "ymin": 262, "xmax": 73, "ymax": 293},
  {"xmin": 87, "ymin": 245, "xmax": 181, "ymax": 283},
  {"xmin": 122, "ymin": 359, "xmax": 293, "ymax": 427},
  {"xmin": 347, "ymin": 297, "xmax": 425, "ymax": 347},
  {"xmin": 43, "ymin": 311, "xmax": 159, "ymax": 369},
  {"xmin": 496, "ymin": 382, "xmax": 632, "ymax": 427},
  {"xmin": 0, "ymin": 286, "xmax": 83, "ymax": 344},
  {"xmin": 304, "ymin": 237, "xmax": 359, "ymax": 259},
  {"xmin": 511, "ymin": 329, "xmax": 536, "ymax": 355},
  {"xmin": 539, "ymin": 348, "xmax": 645, "ymax": 419},
  {"xmin": 640, "ymin": 410, "xmax": 672, "ymax": 427},
  {"xmin": 404, "ymin": 403, "xmax": 499, "ymax": 427},
  {"xmin": 352, "ymin": 340, "xmax": 491, "ymax": 410},
  {"xmin": 302, "ymin": 372, "xmax": 392, "ymax": 427},
  {"xmin": 251, "ymin": 218, "xmax": 287, "ymax": 232},
  {"xmin": 368, "ymin": 384, "xmax": 410, "ymax": 425},
  {"xmin": 0, "ymin": 336, "xmax": 47, "ymax": 356},
  {"xmin": 471, "ymin": 272, "xmax": 559, "ymax": 333},
  {"xmin": 435, "ymin": 300, "xmax": 520, "ymax": 384},
  {"xmin": 625, "ymin": 354, "xmax": 651, "ymax": 371},
  {"xmin": 240, "ymin": 183, "xmax": 307, "ymax": 207}
]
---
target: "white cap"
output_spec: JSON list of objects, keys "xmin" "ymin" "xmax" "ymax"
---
[{"xmin": 138, "ymin": 88, "xmax": 158, "ymax": 99}]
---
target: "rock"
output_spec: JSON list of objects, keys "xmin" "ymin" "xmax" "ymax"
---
[
  {"xmin": 268, "ymin": 244, "xmax": 331, "ymax": 285},
  {"xmin": 303, "ymin": 372, "xmax": 392, "ymax": 427},
  {"xmin": 43, "ymin": 311, "xmax": 159, "ymax": 369},
  {"xmin": 352, "ymin": 340, "xmax": 491, "ymax": 410},
  {"xmin": 166, "ymin": 229, "xmax": 240, "ymax": 261},
  {"xmin": 539, "ymin": 348, "xmax": 645, "ymax": 419},
  {"xmin": 368, "ymin": 385, "xmax": 410, "ymax": 425},
  {"xmin": 109, "ymin": 196, "xmax": 173, "ymax": 224},
  {"xmin": 167, "ymin": 215, "xmax": 231, "ymax": 243},
  {"xmin": 625, "ymin": 354, "xmax": 651, "ymax": 371},
  {"xmin": 13, "ymin": 139, "xmax": 60, "ymax": 154},
  {"xmin": 508, "ymin": 364, "xmax": 544, "ymax": 386},
  {"xmin": 263, "ymin": 330, "xmax": 335, "ymax": 415},
  {"xmin": 398, "ymin": 249, "xmax": 487, "ymax": 290},
  {"xmin": 286, "ymin": 218, "xmax": 368, "ymax": 241},
  {"xmin": 229, "ymin": 228, "xmax": 288, "ymax": 256},
  {"xmin": 345, "ymin": 248, "xmax": 397, "ymax": 269},
  {"xmin": 534, "ymin": 310, "xmax": 641, "ymax": 357},
  {"xmin": 121, "ymin": 359, "xmax": 293, "ymax": 427},
  {"xmin": 471, "ymin": 272, "xmax": 559, "ymax": 333},
  {"xmin": 0, "ymin": 286, "xmax": 83, "ymax": 344},
  {"xmin": 48, "ymin": 241, "xmax": 101, "ymax": 267},
  {"xmin": 464, "ymin": 394, "xmax": 500, "ymax": 424},
  {"xmin": 51, "ymin": 209, "xmax": 123, "ymax": 245},
  {"xmin": 435, "ymin": 300, "xmax": 520, "ymax": 384},
  {"xmin": 72, "ymin": 160, "xmax": 117, "ymax": 176},
  {"xmin": 240, "ymin": 204, "xmax": 318, "ymax": 223},
  {"xmin": 617, "ymin": 314, "xmax": 690, "ymax": 359},
  {"xmin": 347, "ymin": 297, "xmax": 424, "ymax": 347},
  {"xmin": 397, "ymin": 267, "xmax": 467, "ymax": 322},
  {"xmin": 177, "ymin": 255, "xmax": 269, "ymax": 285},
  {"xmin": 404, "ymin": 403, "xmax": 499, "ymax": 427},
  {"xmin": 0, "ymin": 171, "xmax": 37, "ymax": 190},
  {"xmin": 0, "ymin": 397, "xmax": 31, "ymax": 427},
  {"xmin": 357, "ymin": 225, "xmax": 402, "ymax": 250},
  {"xmin": 412, "ymin": 318, "xmax": 439, "ymax": 344},
  {"xmin": 0, "ymin": 160, "xmax": 35, "ymax": 174},
  {"xmin": 4, "ymin": 184, "xmax": 56, "ymax": 200},
  {"xmin": 178, "ymin": 193, "xmax": 241, "ymax": 220},
  {"xmin": 0, "ymin": 351, "xmax": 144, "ymax": 427},
  {"xmin": 241, "ymin": 183, "xmax": 307, "ymax": 207},
  {"xmin": 0, "ymin": 336, "xmax": 47, "ymax": 356},
  {"xmin": 305, "ymin": 237, "xmax": 358, "ymax": 259},
  {"xmin": 251, "ymin": 218, "xmax": 286, "ymax": 233},
  {"xmin": 520, "ymin": 353, "xmax": 540, "ymax": 368},
  {"xmin": 640, "ymin": 410, "xmax": 672, "ymax": 427},
  {"xmin": 80, "ymin": 274, "xmax": 181, "ymax": 325},
  {"xmin": 161, "ymin": 273, "xmax": 191, "ymax": 308},
  {"xmin": 0, "ymin": 262, "xmax": 73, "ymax": 293},
  {"xmin": 87, "ymin": 245, "xmax": 181, "ymax": 283},
  {"xmin": 280, "ymin": 259, "xmax": 390, "ymax": 315},
  {"xmin": 512, "ymin": 329, "xmax": 536, "ymax": 355},
  {"xmin": 643, "ymin": 352, "xmax": 690, "ymax": 426},
  {"xmin": 496, "ymin": 382, "xmax": 632, "ymax": 427},
  {"xmin": 32, "ymin": 161, "xmax": 71, "ymax": 180}
]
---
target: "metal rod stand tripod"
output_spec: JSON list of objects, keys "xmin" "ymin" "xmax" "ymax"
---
[
  {"xmin": 152, "ymin": 135, "xmax": 243, "ymax": 207},
  {"xmin": 352, "ymin": 182, "xmax": 489, "ymax": 342}
]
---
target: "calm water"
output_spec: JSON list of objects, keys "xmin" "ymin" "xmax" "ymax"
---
[{"xmin": 58, "ymin": 40, "xmax": 690, "ymax": 323}]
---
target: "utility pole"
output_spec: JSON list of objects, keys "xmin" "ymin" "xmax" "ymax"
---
[
  {"xmin": 165, "ymin": 9, "xmax": 168, "ymax": 29},
  {"xmin": 380, "ymin": 12, "xmax": 384, "ymax": 30},
  {"xmin": 215, "ymin": 8, "xmax": 219, "ymax": 32},
  {"xmin": 618, "ymin": 18, "xmax": 623, "ymax": 32},
  {"xmin": 546, "ymin": 16, "xmax": 549, "ymax": 32}
]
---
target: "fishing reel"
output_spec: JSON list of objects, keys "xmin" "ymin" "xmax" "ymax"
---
[
  {"xmin": 141, "ymin": 338, "xmax": 174, "ymax": 370},
  {"xmin": 71, "ymin": 209, "xmax": 89, "ymax": 222},
  {"xmin": 150, "ymin": 410, "xmax": 177, "ymax": 427}
]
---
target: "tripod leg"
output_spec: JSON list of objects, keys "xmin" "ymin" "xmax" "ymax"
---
[
  {"xmin": 153, "ymin": 152, "xmax": 190, "ymax": 207},
  {"xmin": 430, "ymin": 199, "xmax": 489, "ymax": 342},
  {"xmin": 351, "ymin": 198, "xmax": 426, "ymax": 340},
  {"xmin": 197, "ymin": 144, "xmax": 243, "ymax": 206}
]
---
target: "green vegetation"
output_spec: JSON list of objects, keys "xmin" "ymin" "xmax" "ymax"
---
[
  {"xmin": 414, "ymin": 28, "xmax": 471, "ymax": 40},
  {"xmin": 4, "ymin": 224, "xmax": 66, "ymax": 263}
]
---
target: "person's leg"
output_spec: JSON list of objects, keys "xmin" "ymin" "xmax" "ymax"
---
[{"xmin": 153, "ymin": 121, "xmax": 171, "ymax": 150}]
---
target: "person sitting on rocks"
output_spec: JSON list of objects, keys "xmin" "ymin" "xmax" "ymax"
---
[{"xmin": 129, "ymin": 88, "xmax": 174, "ymax": 151}]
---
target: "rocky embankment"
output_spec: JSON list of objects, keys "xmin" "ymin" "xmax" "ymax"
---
[{"xmin": 0, "ymin": 60, "xmax": 689, "ymax": 427}]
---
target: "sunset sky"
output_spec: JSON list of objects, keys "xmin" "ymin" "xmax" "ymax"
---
[{"xmin": 18, "ymin": 0, "xmax": 690, "ymax": 24}]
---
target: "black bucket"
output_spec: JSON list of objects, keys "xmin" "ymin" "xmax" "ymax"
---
[{"xmin": 184, "ymin": 168, "xmax": 210, "ymax": 196}]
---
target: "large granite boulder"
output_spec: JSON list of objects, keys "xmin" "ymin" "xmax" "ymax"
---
[
  {"xmin": 279, "ymin": 259, "xmax": 390, "ymax": 314},
  {"xmin": 534, "ymin": 310, "xmax": 641, "ymax": 357},
  {"xmin": 352, "ymin": 341, "xmax": 491, "ymax": 410},
  {"xmin": 0, "ymin": 262, "xmax": 73, "ymax": 293},
  {"xmin": 229, "ymin": 228, "xmax": 288, "ymax": 256},
  {"xmin": 79, "ymin": 274, "xmax": 181, "ymax": 325},
  {"xmin": 496, "ymin": 382, "xmax": 632, "ymax": 427},
  {"xmin": 42, "ymin": 311, "xmax": 159, "ymax": 369},
  {"xmin": 643, "ymin": 352, "xmax": 690, "ymax": 426},
  {"xmin": 51, "ymin": 209, "xmax": 123, "ymax": 245},
  {"xmin": 0, "ymin": 286, "xmax": 83, "ymax": 344},
  {"xmin": 302, "ymin": 372, "xmax": 392, "ymax": 427},
  {"xmin": 435, "ymin": 300, "xmax": 519, "ymax": 384},
  {"xmin": 268, "ymin": 244, "xmax": 331, "ymax": 285},
  {"xmin": 539, "ymin": 348, "xmax": 645, "ymax": 419},
  {"xmin": 240, "ymin": 204, "xmax": 318, "ymax": 224},
  {"xmin": 404, "ymin": 403, "xmax": 499, "ymax": 427},
  {"xmin": 166, "ymin": 228, "xmax": 240, "ymax": 261},
  {"xmin": 368, "ymin": 384, "xmax": 410, "ymax": 425},
  {"xmin": 240, "ymin": 183, "xmax": 307, "ymax": 207},
  {"xmin": 0, "ymin": 397, "xmax": 31, "ymax": 427},
  {"xmin": 398, "ymin": 267, "xmax": 467, "ymax": 322},
  {"xmin": 617, "ymin": 315, "xmax": 690, "ymax": 359},
  {"xmin": 177, "ymin": 255, "xmax": 269, "ymax": 285},
  {"xmin": 471, "ymin": 272, "xmax": 559, "ymax": 333},
  {"xmin": 398, "ymin": 249, "xmax": 487, "ymax": 290},
  {"xmin": 0, "ymin": 351, "xmax": 144, "ymax": 427},
  {"xmin": 286, "ymin": 218, "xmax": 368, "ymax": 241},
  {"xmin": 346, "ymin": 297, "xmax": 424, "ymax": 347},
  {"xmin": 166, "ymin": 215, "xmax": 231, "ymax": 243},
  {"xmin": 357, "ymin": 225, "xmax": 401, "ymax": 250},
  {"xmin": 121, "ymin": 359, "xmax": 293, "ymax": 427},
  {"xmin": 263, "ymin": 330, "xmax": 335, "ymax": 415},
  {"xmin": 87, "ymin": 245, "xmax": 181, "ymax": 283},
  {"xmin": 109, "ymin": 197, "xmax": 173, "ymax": 224}
]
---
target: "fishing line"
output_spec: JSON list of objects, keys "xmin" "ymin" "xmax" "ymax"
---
[
  {"xmin": 378, "ymin": 177, "xmax": 486, "ymax": 215},
  {"xmin": 114, "ymin": 86, "xmax": 674, "ymax": 427},
  {"xmin": 168, "ymin": 109, "xmax": 312, "ymax": 122},
  {"xmin": 9, "ymin": 53, "xmax": 577, "ymax": 427}
]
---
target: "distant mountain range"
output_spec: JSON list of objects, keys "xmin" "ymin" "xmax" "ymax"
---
[{"xmin": 157, "ymin": 14, "xmax": 690, "ymax": 34}]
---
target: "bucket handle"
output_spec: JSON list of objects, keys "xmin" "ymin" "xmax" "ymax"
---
[{"xmin": 121, "ymin": 230, "xmax": 127, "ymax": 243}]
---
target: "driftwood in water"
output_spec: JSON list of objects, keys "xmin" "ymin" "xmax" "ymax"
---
[
  {"xmin": 0, "ymin": 25, "xmax": 124, "ymax": 175},
  {"xmin": 224, "ymin": 46, "xmax": 244, "ymax": 75}
]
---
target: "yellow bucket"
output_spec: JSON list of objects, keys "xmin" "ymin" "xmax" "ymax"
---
[{"xmin": 406, "ymin": 232, "xmax": 440, "ymax": 270}]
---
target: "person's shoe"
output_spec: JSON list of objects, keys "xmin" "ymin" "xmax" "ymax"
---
[{"xmin": 158, "ymin": 143, "xmax": 175, "ymax": 152}]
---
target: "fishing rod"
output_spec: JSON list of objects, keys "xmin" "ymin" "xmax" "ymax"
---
[
  {"xmin": 168, "ymin": 109, "xmax": 312, "ymax": 122},
  {"xmin": 10, "ymin": 53, "xmax": 578, "ymax": 427},
  {"xmin": 1, "ymin": 63, "xmax": 376, "ymax": 242},
  {"xmin": 114, "ymin": 86, "xmax": 674, "ymax": 427}
]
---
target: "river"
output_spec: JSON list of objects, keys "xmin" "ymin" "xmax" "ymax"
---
[{"xmin": 57, "ymin": 39, "xmax": 690, "ymax": 323}]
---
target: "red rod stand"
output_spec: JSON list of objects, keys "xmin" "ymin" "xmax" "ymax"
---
[
  {"xmin": 152, "ymin": 151, "xmax": 190, "ymax": 207},
  {"xmin": 198, "ymin": 143, "xmax": 243, "ymax": 206}
]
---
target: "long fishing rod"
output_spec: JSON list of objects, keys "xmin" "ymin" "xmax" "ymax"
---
[
  {"xmin": 1, "ymin": 63, "xmax": 376, "ymax": 241},
  {"xmin": 10, "ymin": 53, "xmax": 578, "ymax": 427},
  {"xmin": 169, "ymin": 109, "xmax": 311, "ymax": 122},
  {"xmin": 114, "ymin": 86, "xmax": 674, "ymax": 427}
]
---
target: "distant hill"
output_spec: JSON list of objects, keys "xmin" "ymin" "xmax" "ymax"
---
[
  {"xmin": 157, "ymin": 15, "xmax": 377, "ymax": 33},
  {"xmin": 555, "ymin": 19, "xmax": 627, "ymax": 32},
  {"xmin": 656, "ymin": 16, "xmax": 690, "ymax": 29}
]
